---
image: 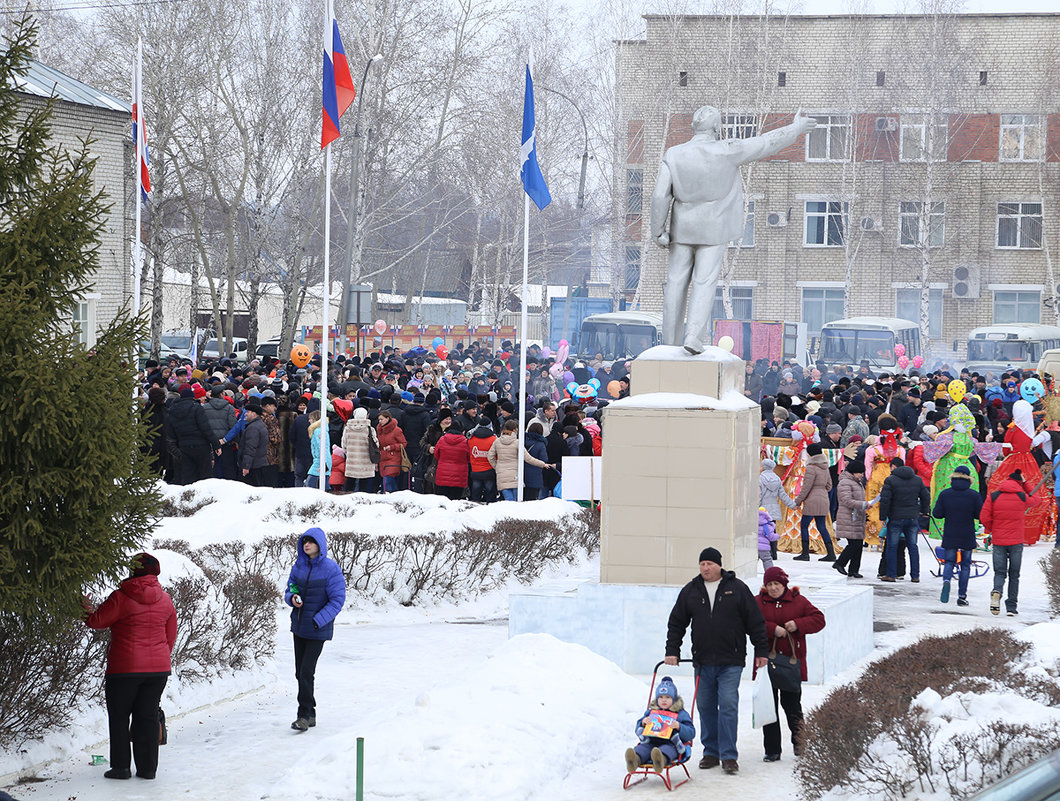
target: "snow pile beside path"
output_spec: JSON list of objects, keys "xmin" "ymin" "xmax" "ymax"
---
[
  {"xmin": 156, "ymin": 480, "xmax": 584, "ymax": 547},
  {"xmin": 264, "ymin": 634, "xmax": 649, "ymax": 801}
]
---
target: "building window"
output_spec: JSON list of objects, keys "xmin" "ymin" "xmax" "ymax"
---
[
  {"xmin": 895, "ymin": 288, "xmax": 943, "ymax": 339},
  {"xmin": 712, "ymin": 286, "xmax": 753, "ymax": 321},
  {"xmin": 72, "ymin": 301, "xmax": 90, "ymax": 346},
  {"xmin": 806, "ymin": 115, "xmax": 850, "ymax": 161},
  {"xmin": 678, "ymin": 71, "xmax": 688, "ymax": 87},
  {"xmin": 729, "ymin": 200, "xmax": 755, "ymax": 247},
  {"xmin": 804, "ymin": 201, "xmax": 847, "ymax": 247},
  {"xmin": 626, "ymin": 169, "xmax": 643, "ymax": 215},
  {"xmin": 722, "ymin": 114, "xmax": 758, "ymax": 140},
  {"xmin": 876, "ymin": 71, "xmax": 885, "ymax": 86},
  {"xmin": 802, "ymin": 287, "xmax": 845, "ymax": 336},
  {"xmin": 999, "ymin": 114, "xmax": 1044, "ymax": 162},
  {"xmin": 899, "ymin": 114, "xmax": 947, "ymax": 162},
  {"xmin": 997, "ymin": 202, "xmax": 1042, "ymax": 249},
  {"xmin": 979, "ymin": 70, "xmax": 988, "ymax": 85},
  {"xmin": 899, "ymin": 201, "xmax": 945, "ymax": 248},
  {"xmin": 993, "ymin": 290, "xmax": 1041, "ymax": 324},
  {"xmin": 778, "ymin": 71, "xmax": 786, "ymax": 87},
  {"xmin": 624, "ymin": 246, "xmax": 641, "ymax": 290}
]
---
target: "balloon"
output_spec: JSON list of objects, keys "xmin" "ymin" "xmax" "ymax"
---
[
  {"xmin": 435, "ymin": 345, "xmax": 448, "ymax": 360},
  {"xmin": 562, "ymin": 371, "xmax": 575, "ymax": 385},
  {"xmin": 556, "ymin": 341, "xmax": 570, "ymax": 363},
  {"xmin": 549, "ymin": 363, "xmax": 563, "ymax": 378},
  {"xmin": 911, "ymin": 355, "xmax": 924, "ymax": 369},
  {"xmin": 558, "ymin": 339, "xmax": 569, "ymax": 349},
  {"xmin": 947, "ymin": 379, "xmax": 967, "ymax": 403},
  {"xmin": 718, "ymin": 335, "xmax": 734, "ymax": 353},
  {"xmin": 374, "ymin": 319, "xmax": 387, "ymax": 335},
  {"xmin": 566, "ymin": 381, "xmax": 579, "ymax": 396},
  {"xmin": 1021, "ymin": 377, "xmax": 1046, "ymax": 403},
  {"xmin": 290, "ymin": 344, "xmax": 312, "ymax": 368},
  {"xmin": 607, "ymin": 380, "xmax": 621, "ymax": 397},
  {"xmin": 541, "ymin": 346, "xmax": 551, "ymax": 358},
  {"xmin": 588, "ymin": 378, "xmax": 601, "ymax": 389},
  {"xmin": 431, "ymin": 336, "xmax": 443, "ymax": 348},
  {"xmin": 897, "ymin": 355, "xmax": 910, "ymax": 369},
  {"xmin": 894, "ymin": 343, "xmax": 906, "ymax": 357}
]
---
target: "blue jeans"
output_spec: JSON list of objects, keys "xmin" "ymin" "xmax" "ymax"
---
[
  {"xmin": 694, "ymin": 664, "xmax": 743, "ymax": 761},
  {"xmin": 469, "ymin": 474, "xmax": 496, "ymax": 503},
  {"xmin": 992, "ymin": 544, "xmax": 1023, "ymax": 612},
  {"xmin": 886, "ymin": 518, "xmax": 920, "ymax": 579},
  {"xmin": 381, "ymin": 475, "xmax": 399, "ymax": 493},
  {"xmin": 500, "ymin": 488, "xmax": 518, "ymax": 501},
  {"xmin": 942, "ymin": 548, "xmax": 972, "ymax": 599}
]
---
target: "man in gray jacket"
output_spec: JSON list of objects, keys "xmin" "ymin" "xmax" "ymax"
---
[
  {"xmin": 239, "ymin": 403, "xmax": 270, "ymax": 487},
  {"xmin": 203, "ymin": 386, "xmax": 236, "ymax": 479}
]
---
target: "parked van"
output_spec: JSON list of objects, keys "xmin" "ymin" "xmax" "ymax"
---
[
  {"xmin": 201, "ymin": 337, "xmax": 249, "ymax": 363},
  {"xmin": 1037, "ymin": 348, "xmax": 1060, "ymax": 382}
]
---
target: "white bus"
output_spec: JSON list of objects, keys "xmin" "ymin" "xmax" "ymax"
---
[
  {"xmin": 965, "ymin": 324, "xmax": 1060, "ymax": 376},
  {"xmin": 577, "ymin": 311, "xmax": 663, "ymax": 361},
  {"xmin": 818, "ymin": 317, "xmax": 922, "ymax": 373}
]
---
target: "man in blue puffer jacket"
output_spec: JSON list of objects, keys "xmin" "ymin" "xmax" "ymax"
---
[{"xmin": 284, "ymin": 527, "xmax": 346, "ymax": 731}]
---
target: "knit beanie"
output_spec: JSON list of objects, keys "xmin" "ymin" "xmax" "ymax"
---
[
  {"xmin": 698, "ymin": 547, "xmax": 723, "ymax": 566},
  {"xmin": 656, "ymin": 676, "xmax": 678, "ymax": 700},
  {"xmin": 130, "ymin": 552, "xmax": 161, "ymax": 578},
  {"xmin": 763, "ymin": 566, "xmax": 789, "ymax": 587}
]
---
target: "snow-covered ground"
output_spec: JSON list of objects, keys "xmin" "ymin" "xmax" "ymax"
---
[{"xmin": 2, "ymin": 486, "xmax": 1057, "ymax": 801}]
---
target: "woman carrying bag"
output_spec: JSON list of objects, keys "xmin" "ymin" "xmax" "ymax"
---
[{"xmin": 753, "ymin": 566, "xmax": 825, "ymax": 764}]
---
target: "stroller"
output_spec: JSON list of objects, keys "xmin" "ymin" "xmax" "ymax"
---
[{"xmin": 623, "ymin": 660, "xmax": 700, "ymax": 792}]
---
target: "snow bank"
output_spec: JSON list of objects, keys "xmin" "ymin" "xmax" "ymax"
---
[{"xmin": 264, "ymin": 634, "xmax": 653, "ymax": 801}]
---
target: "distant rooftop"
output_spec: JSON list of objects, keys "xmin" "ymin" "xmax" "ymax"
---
[{"xmin": 12, "ymin": 60, "xmax": 129, "ymax": 114}]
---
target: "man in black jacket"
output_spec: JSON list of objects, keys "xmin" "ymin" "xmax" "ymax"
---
[
  {"xmin": 878, "ymin": 457, "xmax": 930, "ymax": 582},
  {"xmin": 289, "ymin": 400, "xmax": 314, "ymax": 487},
  {"xmin": 164, "ymin": 386, "xmax": 217, "ymax": 485},
  {"xmin": 239, "ymin": 403, "xmax": 270, "ymax": 486},
  {"xmin": 664, "ymin": 548, "xmax": 768, "ymax": 776}
]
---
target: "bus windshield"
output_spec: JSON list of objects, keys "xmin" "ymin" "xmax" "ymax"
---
[
  {"xmin": 578, "ymin": 323, "xmax": 657, "ymax": 361},
  {"xmin": 967, "ymin": 340, "xmax": 1028, "ymax": 363},
  {"xmin": 820, "ymin": 329, "xmax": 897, "ymax": 366}
]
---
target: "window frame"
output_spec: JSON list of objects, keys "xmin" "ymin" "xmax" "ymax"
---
[
  {"xmin": 805, "ymin": 114, "xmax": 851, "ymax": 162},
  {"xmin": 712, "ymin": 285, "xmax": 754, "ymax": 321},
  {"xmin": 895, "ymin": 287, "xmax": 943, "ymax": 340},
  {"xmin": 899, "ymin": 114, "xmax": 948, "ymax": 162},
  {"xmin": 801, "ymin": 286, "xmax": 846, "ymax": 336},
  {"xmin": 804, "ymin": 200, "xmax": 848, "ymax": 248},
  {"xmin": 624, "ymin": 245, "xmax": 641, "ymax": 291},
  {"xmin": 992, "ymin": 289, "xmax": 1042, "ymax": 324},
  {"xmin": 721, "ymin": 113, "xmax": 759, "ymax": 141},
  {"xmin": 898, "ymin": 200, "xmax": 946, "ymax": 249},
  {"xmin": 996, "ymin": 202, "xmax": 1043, "ymax": 250},
  {"xmin": 728, "ymin": 200, "xmax": 756, "ymax": 248},
  {"xmin": 999, "ymin": 114, "xmax": 1044, "ymax": 162},
  {"xmin": 625, "ymin": 169, "xmax": 643, "ymax": 216}
]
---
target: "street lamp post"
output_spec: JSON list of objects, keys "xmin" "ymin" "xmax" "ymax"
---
[{"xmin": 337, "ymin": 53, "xmax": 383, "ymax": 355}]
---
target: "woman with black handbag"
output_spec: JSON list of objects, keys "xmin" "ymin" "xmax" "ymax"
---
[{"xmin": 753, "ymin": 566, "xmax": 825, "ymax": 764}]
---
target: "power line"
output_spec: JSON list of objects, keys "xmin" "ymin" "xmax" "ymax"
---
[{"xmin": 2, "ymin": 0, "xmax": 185, "ymax": 14}]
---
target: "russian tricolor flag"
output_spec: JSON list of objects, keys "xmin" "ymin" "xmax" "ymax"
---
[
  {"xmin": 132, "ymin": 38, "xmax": 150, "ymax": 201},
  {"xmin": 321, "ymin": 0, "xmax": 356, "ymax": 149}
]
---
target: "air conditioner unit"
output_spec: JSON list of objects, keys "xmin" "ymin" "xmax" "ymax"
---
[
  {"xmin": 860, "ymin": 217, "xmax": 882, "ymax": 232},
  {"xmin": 875, "ymin": 116, "xmax": 898, "ymax": 132},
  {"xmin": 766, "ymin": 211, "xmax": 788, "ymax": 227},
  {"xmin": 952, "ymin": 264, "xmax": 981, "ymax": 299}
]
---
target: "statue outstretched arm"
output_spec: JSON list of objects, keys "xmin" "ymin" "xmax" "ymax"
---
[
  {"xmin": 649, "ymin": 161, "xmax": 673, "ymax": 248},
  {"xmin": 734, "ymin": 109, "xmax": 817, "ymax": 166}
]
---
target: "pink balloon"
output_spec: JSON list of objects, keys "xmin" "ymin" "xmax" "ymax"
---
[
  {"xmin": 894, "ymin": 343, "xmax": 906, "ymax": 357},
  {"xmin": 912, "ymin": 355, "xmax": 924, "ymax": 369},
  {"xmin": 541, "ymin": 346, "xmax": 551, "ymax": 358},
  {"xmin": 897, "ymin": 355, "xmax": 910, "ymax": 369},
  {"xmin": 374, "ymin": 319, "xmax": 387, "ymax": 335},
  {"xmin": 558, "ymin": 339, "xmax": 569, "ymax": 348}
]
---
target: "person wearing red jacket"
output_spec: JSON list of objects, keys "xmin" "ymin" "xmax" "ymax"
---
[
  {"xmin": 753, "ymin": 566, "xmax": 826, "ymax": 764},
  {"xmin": 981, "ymin": 470, "xmax": 1041, "ymax": 616},
  {"xmin": 376, "ymin": 410, "xmax": 408, "ymax": 493},
  {"xmin": 85, "ymin": 553, "xmax": 177, "ymax": 780},
  {"xmin": 468, "ymin": 423, "xmax": 499, "ymax": 503},
  {"xmin": 432, "ymin": 428, "xmax": 470, "ymax": 500}
]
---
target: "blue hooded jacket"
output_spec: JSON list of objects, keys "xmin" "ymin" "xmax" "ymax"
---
[
  {"xmin": 284, "ymin": 528, "xmax": 346, "ymax": 640},
  {"xmin": 523, "ymin": 430, "xmax": 549, "ymax": 489}
]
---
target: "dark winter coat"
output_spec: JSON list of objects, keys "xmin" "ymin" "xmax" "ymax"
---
[
  {"xmin": 86, "ymin": 575, "xmax": 177, "ymax": 675},
  {"xmin": 400, "ymin": 405, "xmax": 432, "ymax": 462},
  {"xmin": 898, "ymin": 401, "xmax": 920, "ymax": 434},
  {"xmin": 277, "ymin": 409, "xmax": 297, "ymax": 472},
  {"xmin": 202, "ymin": 396, "xmax": 236, "ymax": 443},
  {"xmin": 981, "ymin": 478, "xmax": 1042, "ymax": 546},
  {"xmin": 283, "ymin": 528, "xmax": 346, "ymax": 641},
  {"xmin": 931, "ymin": 475, "xmax": 984, "ymax": 550},
  {"xmin": 240, "ymin": 416, "xmax": 270, "ymax": 469},
  {"xmin": 289, "ymin": 413, "xmax": 312, "ymax": 465},
  {"xmin": 523, "ymin": 430, "xmax": 550, "ymax": 489},
  {"xmin": 794, "ymin": 454, "xmax": 833, "ymax": 517},
  {"xmin": 753, "ymin": 586, "xmax": 825, "ymax": 682},
  {"xmin": 665, "ymin": 571, "xmax": 769, "ymax": 667},
  {"xmin": 434, "ymin": 431, "xmax": 470, "ymax": 488},
  {"xmin": 140, "ymin": 399, "xmax": 167, "ymax": 471},
  {"xmin": 166, "ymin": 397, "xmax": 216, "ymax": 449},
  {"xmin": 878, "ymin": 465, "xmax": 930, "ymax": 521}
]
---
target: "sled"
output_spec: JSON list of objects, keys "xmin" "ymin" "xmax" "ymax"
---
[
  {"xmin": 623, "ymin": 660, "xmax": 700, "ymax": 792},
  {"xmin": 920, "ymin": 531, "xmax": 990, "ymax": 579}
]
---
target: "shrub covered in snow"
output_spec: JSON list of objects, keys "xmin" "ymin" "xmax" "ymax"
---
[
  {"xmin": 1042, "ymin": 549, "xmax": 1060, "ymax": 618},
  {"xmin": 797, "ymin": 626, "xmax": 1060, "ymax": 800}
]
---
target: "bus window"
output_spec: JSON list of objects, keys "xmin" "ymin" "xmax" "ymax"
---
[
  {"xmin": 996, "ymin": 341, "xmax": 1027, "ymax": 362},
  {"xmin": 579, "ymin": 323, "xmax": 619, "ymax": 361},
  {"xmin": 619, "ymin": 324, "xmax": 657, "ymax": 356}
]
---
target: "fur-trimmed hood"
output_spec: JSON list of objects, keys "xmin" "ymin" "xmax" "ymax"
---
[{"xmin": 647, "ymin": 696, "xmax": 687, "ymax": 713}]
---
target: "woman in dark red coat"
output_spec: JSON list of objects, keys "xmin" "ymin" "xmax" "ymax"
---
[
  {"xmin": 432, "ymin": 428, "xmax": 470, "ymax": 500},
  {"xmin": 753, "ymin": 566, "xmax": 825, "ymax": 764},
  {"xmin": 85, "ymin": 552, "xmax": 177, "ymax": 780},
  {"xmin": 376, "ymin": 410, "xmax": 408, "ymax": 493}
]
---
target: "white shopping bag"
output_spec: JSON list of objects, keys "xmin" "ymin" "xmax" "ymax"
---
[{"xmin": 752, "ymin": 669, "xmax": 778, "ymax": 729}]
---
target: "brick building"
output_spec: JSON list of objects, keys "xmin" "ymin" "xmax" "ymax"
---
[
  {"xmin": 615, "ymin": 13, "xmax": 1060, "ymax": 358},
  {"xmin": 14, "ymin": 61, "xmax": 131, "ymax": 348}
]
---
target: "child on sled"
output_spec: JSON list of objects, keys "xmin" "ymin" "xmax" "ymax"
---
[{"xmin": 624, "ymin": 676, "xmax": 696, "ymax": 774}]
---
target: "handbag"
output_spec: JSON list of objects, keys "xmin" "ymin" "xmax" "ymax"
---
[
  {"xmin": 367, "ymin": 430, "xmax": 380, "ymax": 464},
  {"xmin": 399, "ymin": 446, "xmax": 412, "ymax": 473},
  {"xmin": 424, "ymin": 457, "xmax": 437, "ymax": 483},
  {"xmin": 130, "ymin": 707, "xmax": 167, "ymax": 745},
  {"xmin": 767, "ymin": 630, "xmax": 802, "ymax": 693}
]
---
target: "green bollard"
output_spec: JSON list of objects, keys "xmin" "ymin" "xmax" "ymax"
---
[{"xmin": 356, "ymin": 736, "xmax": 364, "ymax": 801}]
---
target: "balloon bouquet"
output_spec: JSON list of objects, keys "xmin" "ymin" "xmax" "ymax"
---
[
  {"xmin": 892, "ymin": 343, "xmax": 924, "ymax": 372},
  {"xmin": 430, "ymin": 335, "xmax": 448, "ymax": 361}
]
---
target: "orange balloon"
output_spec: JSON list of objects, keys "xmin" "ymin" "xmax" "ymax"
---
[
  {"xmin": 607, "ymin": 380, "xmax": 621, "ymax": 396},
  {"xmin": 290, "ymin": 344, "xmax": 312, "ymax": 368}
]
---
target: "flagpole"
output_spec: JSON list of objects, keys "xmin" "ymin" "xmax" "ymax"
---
[
  {"xmin": 517, "ymin": 191, "xmax": 530, "ymax": 502},
  {"xmin": 132, "ymin": 38, "xmax": 143, "ymax": 318},
  {"xmin": 319, "ymin": 144, "xmax": 331, "ymax": 486}
]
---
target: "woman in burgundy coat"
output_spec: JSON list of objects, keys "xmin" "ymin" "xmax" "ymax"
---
[
  {"xmin": 85, "ymin": 552, "xmax": 177, "ymax": 780},
  {"xmin": 432, "ymin": 428, "xmax": 471, "ymax": 501},
  {"xmin": 753, "ymin": 566, "xmax": 825, "ymax": 763}
]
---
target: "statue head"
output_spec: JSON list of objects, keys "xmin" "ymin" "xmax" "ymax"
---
[{"xmin": 691, "ymin": 106, "xmax": 722, "ymax": 139}]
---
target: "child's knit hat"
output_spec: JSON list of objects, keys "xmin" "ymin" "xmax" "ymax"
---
[{"xmin": 656, "ymin": 677, "xmax": 678, "ymax": 700}]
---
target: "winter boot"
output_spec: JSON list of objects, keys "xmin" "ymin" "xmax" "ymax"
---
[
  {"xmin": 793, "ymin": 539, "xmax": 811, "ymax": 561},
  {"xmin": 940, "ymin": 581, "xmax": 950, "ymax": 603},
  {"xmin": 291, "ymin": 718, "xmax": 310, "ymax": 732},
  {"xmin": 990, "ymin": 590, "xmax": 1001, "ymax": 615},
  {"xmin": 625, "ymin": 747, "xmax": 639, "ymax": 774},
  {"xmin": 651, "ymin": 747, "xmax": 667, "ymax": 773},
  {"xmin": 818, "ymin": 538, "xmax": 837, "ymax": 562}
]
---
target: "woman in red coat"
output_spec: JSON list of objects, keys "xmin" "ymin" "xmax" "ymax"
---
[
  {"xmin": 85, "ymin": 552, "xmax": 177, "ymax": 780},
  {"xmin": 376, "ymin": 410, "xmax": 408, "ymax": 493},
  {"xmin": 753, "ymin": 566, "xmax": 825, "ymax": 764},
  {"xmin": 432, "ymin": 427, "xmax": 470, "ymax": 501}
]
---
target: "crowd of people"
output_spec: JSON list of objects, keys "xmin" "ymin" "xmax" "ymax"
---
[
  {"xmin": 752, "ymin": 357, "xmax": 1059, "ymax": 618},
  {"xmin": 139, "ymin": 340, "xmax": 627, "ymax": 501}
]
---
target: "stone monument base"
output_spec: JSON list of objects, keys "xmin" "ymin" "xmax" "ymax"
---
[{"xmin": 509, "ymin": 575, "xmax": 873, "ymax": 682}]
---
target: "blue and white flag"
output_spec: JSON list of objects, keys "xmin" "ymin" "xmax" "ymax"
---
[{"xmin": 520, "ymin": 50, "xmax": 551, "ymax": 211}]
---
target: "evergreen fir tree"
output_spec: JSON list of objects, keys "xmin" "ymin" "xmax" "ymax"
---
[{"xmin": 0, "ymin": 19, "xmax": 160, "ymax": 620}]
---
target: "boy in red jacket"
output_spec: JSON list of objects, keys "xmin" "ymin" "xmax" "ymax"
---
[{"xmin": 980, "ymin": 469, "xmax": 1041, "ymax": 616}]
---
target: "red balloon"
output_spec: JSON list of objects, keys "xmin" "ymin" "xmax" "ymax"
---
[{"xmin": 436, "ymin": 345, "xmax": 449, "ymax": 359}]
